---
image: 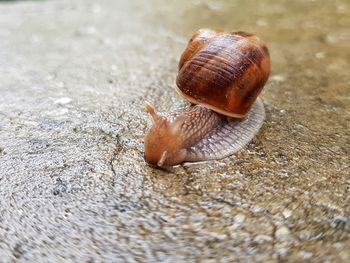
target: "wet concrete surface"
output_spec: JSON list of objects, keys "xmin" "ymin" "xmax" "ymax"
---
[{"xmin": 0, "ymin": 0, "xmax": 349, "ymax": 262}]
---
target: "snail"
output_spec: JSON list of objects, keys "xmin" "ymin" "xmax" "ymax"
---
[{"xmin": 144, "ymin": 28, "xmax": 270, "ymax": 167}]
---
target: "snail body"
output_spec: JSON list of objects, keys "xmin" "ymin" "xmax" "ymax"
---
[{"xmin": 144, "ymin": 29, "xmax": 270, "ymax": 167}]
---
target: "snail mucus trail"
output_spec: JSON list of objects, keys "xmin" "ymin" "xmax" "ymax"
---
[{"xmin": 144, "ymin": 28, "xmax": 270, "ymax": 167}]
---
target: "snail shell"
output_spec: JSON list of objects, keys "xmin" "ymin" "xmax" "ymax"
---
[
  {"xmin": 177, "ymin": 29, "xmax": 270, "ymax": 118},
  {"xmin": 144, "ymin": 29, "xmax": 270, "ymax": 167}
]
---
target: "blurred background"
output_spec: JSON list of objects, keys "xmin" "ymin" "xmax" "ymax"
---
[{"xmin": 0, "ymin": 0, "xmax": 349, "ymax": 262}]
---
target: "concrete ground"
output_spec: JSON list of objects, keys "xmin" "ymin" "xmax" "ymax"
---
[{"xmin": 0, "ymin": 0, "xmax": 349, "ymax": 262}]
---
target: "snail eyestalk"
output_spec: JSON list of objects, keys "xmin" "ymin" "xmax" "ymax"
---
[{"xmin": 144, "ymin": 102, "xmax": 159, "ymax": 121}]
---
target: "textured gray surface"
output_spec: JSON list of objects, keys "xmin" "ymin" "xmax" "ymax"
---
[{"xmin": 0, "ymin": 0, "xmax": 349, "ymax": 262}]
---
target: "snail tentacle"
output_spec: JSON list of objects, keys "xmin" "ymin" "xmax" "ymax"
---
[{"xmin": 144, "ymin": 102, "xmax": 159, "ymax": 121}]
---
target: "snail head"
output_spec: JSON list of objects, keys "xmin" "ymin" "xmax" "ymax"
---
[{"xmin": 144, "ymin": 102, "xmax": 187, "ymax": 167}]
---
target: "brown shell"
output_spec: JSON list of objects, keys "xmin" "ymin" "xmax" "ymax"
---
[{"xmin": 176, "ymin": 29, "xmax": 270, "ymax": 118}]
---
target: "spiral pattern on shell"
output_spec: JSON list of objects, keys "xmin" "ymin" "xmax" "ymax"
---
[{"xmin": 176, "ymin": 29, "xmax": 270, "ymax": 118}]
